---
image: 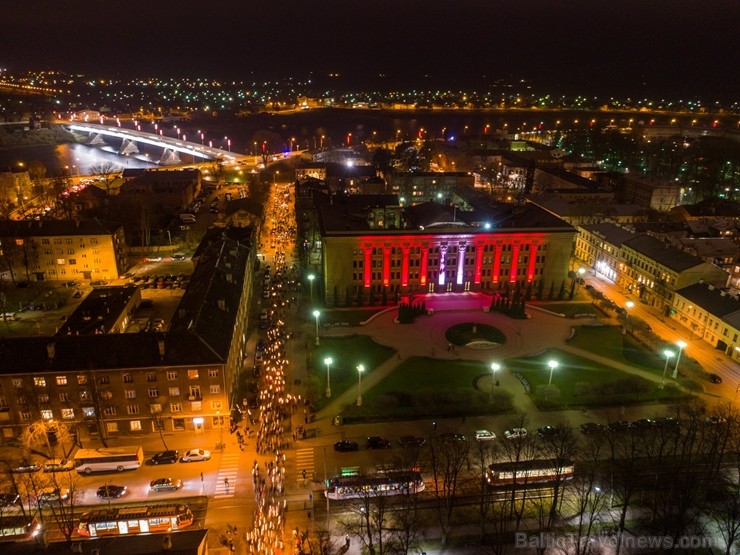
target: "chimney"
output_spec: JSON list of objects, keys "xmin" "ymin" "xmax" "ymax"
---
[
  {"xmin": 46, "ymin": 343, "xmax": 55, "ymax": 360},
  {"xmin": 158, "ymin": 339, "xmax": 165, "ymax": 359}
]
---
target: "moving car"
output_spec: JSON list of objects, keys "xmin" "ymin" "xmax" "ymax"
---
[
  {"xmin": 333, "ymin": 440, "xmax": 359, "ymax": 452},
  {"xmin": 150, "ymin": 478, "xmax": 182, "ymax": 492},
  {"xmin": 96, "ymin": 485, "xmax": 127, "ymax": 499},
  {"xmin": 474, "ymin": 430, "xmax": 496, "ymax": 441},
  {"xmin": 11, "ymin": 460, "xmax": 40, "ymax": 473},
  {"xmin": 503, "ymin": 428, "xmax": 527, "ymax": 440},
  {"xmin": 37, "ymin": 487, "xmax": 70, "ymax": 505},
  {"xmin": 366, "ymin": 436, "xmax": 391, "ymax": 449},
  {"xmin": 181, "ymin": 449, "xmax": 211, "ymax": 462},
  {"xmin": 43, "ymin": 459, "xmax": 75, "ymax": 473},
  {"xmin": 150, "ymin": 450, "xmax": 179, "ymax": 465}
]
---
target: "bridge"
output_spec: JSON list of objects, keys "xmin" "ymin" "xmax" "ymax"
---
[{"xmin": 63, "ymin": 121, "xmax": 237, "ymax": 165}]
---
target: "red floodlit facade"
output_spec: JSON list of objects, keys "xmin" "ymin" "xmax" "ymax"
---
[{"xmin": 320, "ymin": 228, "xmax": 575, "ymax": 306}]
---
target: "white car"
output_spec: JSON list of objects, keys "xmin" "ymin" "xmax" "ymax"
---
[
  {"xmin": 43, "ymin": 459, "xmax": 75, "ymax": 473},
  {"xmin": 181, "ymin": 448, "xmax": 211, "ymax": 462},
  {"xmin": 503, "ymin": 428, "xmax": 528, "ymax": 440},
  {"xmin": 37, "ymin": 487, "xmax": 70, "ymax": 505},
  {"xmin": 475, "ymin": 430, "xmax": 496, "ymax": 441}
]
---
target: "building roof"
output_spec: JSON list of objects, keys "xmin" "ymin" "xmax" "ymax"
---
[
  {"xmin": 622, "ymin": 234, "xmax": 705, "ymax": 272},
  {"xmin": 56, "ymin": 286, "xmax": 139, "ymax": 336},
  {"xmin": 0, "ymin": 219, "xmax": 122, "ymax": 237},
  {"xmin": 170, "ymin": 230, "xmax": 254, "ymax": 359},
  {"xmin": 675, "ymin": 282, "xmax": 740, "ymax": 317},
  {"xmin": 579, "ymin": 223, "xmax": 637, "ymax": 247},
  {"xmin": 679, "ymin": 200, "xmax": 740, "ymax": 218}
]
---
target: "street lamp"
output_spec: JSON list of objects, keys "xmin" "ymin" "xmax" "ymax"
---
[
  {"xmin": 672, "ymin": 341, "xmax": 687, "ymax": 379},
  {"xmin": 490, "ymin": 362, "xmax": 500, "ymax": 392},
  {"xmin": 661, "ymin": 350, "xmax": 675, "ymax": 389},
  {"xmin": 625, "ymin": 300, "xmax": 634, "ymax": 330},
  {"xmin": 307, "ymin": 274, "xmax": 315, "ymax": 303},
  {"xmin": 313, "ymin": 310, "xmax": 320, "ymax": 346},
  {"xmin": 546, "ymin": 360, "xmax": 558, "ymax": 401},
  {"xmin": 324, "ymin": 357, "xmax": 333, "ymax": 398},
  {"xmin": 356, "ymin": 364, "xmax": 364, "ymax": 406}
]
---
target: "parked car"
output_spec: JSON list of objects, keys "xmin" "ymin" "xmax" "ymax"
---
[
  {"xmin": 474, "ymin": 430, "xmax": 496, "ymax": 441},
  {"xmin": 43, "ymin": 459, "xmax": 75, "ymax": 473},
  {"xmin": 145, "ymin": 257, "xmax": 162, "ymax": 263},
  {"xmin": 150, "ymin": 478, "xmax": 182, "ymax": 492},
  {"xmin": 37, "ymin": 487, "xmax": 70, "ymax": 505},
  {"xmin": 503, "ymin": 428, "xmax": 527, "ymax": 440},
  {"xmin": 150, "ymin": 450, "xmax": 179, "ymax": 465},
  {"xmin": 181, "ymin": 449, "xmax": 211, "ymax": 462},
  {"xmin": 607, "ymin": 420, "xmax": 631, "ymax": 432},
  {"xmin": 536, "ymin": 425, "xmax": 559, "ymax": 437},
  {"xmin": 0, "ymin": 493, "xmax": 20, "ymax": 507},
  {"xmin": 579, "ymin": 422, "xmax": 605, "ymax": 435},
  {"xmin": 11, "ymin": 460, "xmax": 40, "ymax": 473},
  {"xmin": 96, "ymin": 485, "xmax": 127, "ymax": 499},
  {"xmin": 398, "ymin": 435, "xmax": 426, "ymax": 448},
  {"xmin": 333, "ymin": 440, "xmax": 359, "ymax": 452},
  {"xmin": 655, "ymin": 417, "xmax": 679, "ymax": 428},
  {"xmin": 440, "ymin": 433, "xmax": 466, "ymax": 442},
  {"xmin": 630, "ymin": 418, "xmax": 656, "ymax": 430},
  {"xmin": 366, "ymin": 436, "xmax": 392, "ymax": 449},
  {"xmin": 708, "ymin": 373, "xmax": 723, "ymax": 384}
]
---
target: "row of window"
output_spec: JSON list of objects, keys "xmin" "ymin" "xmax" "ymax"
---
[
  {"xmin": 353, "ymin": 243, "xmax": 547, "ymax": 257},
  {"xmin": 104, "ymin": 415, "xmax": 224, "ymax": 434},
  {"xmin": 39, "ymin": 238, "xmax": 100, "ymax": 246},
  {"xmin": 23, "ymin": 369, "xmax": 219, "ymax": 388}
]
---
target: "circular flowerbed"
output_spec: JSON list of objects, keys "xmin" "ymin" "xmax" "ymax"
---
[{"xmin": 445, "ymin": 323, "xmax": 506, "ymax": 349}]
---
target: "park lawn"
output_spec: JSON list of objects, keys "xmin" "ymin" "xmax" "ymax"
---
[
  {"xmin": 534, "ymin": 302, "xmax": 597, "ymax": 317},
  {"xmin": 319, "ymin": 308, "xmax": 387, "ymax": 327},
  {"xmin": 340, "ymin": 356, "xmax": 512, "ymax": 420},
  {"xmin": 509, "ymin": 348, "xmax": 685, "ymax": 409},
  {"xmin": 569, "ymin": 325, "xmax": 665, "ymax": 370},
  {"xmin": 310, "ymin": 335, "xmax": 395, "ymax": 410}
]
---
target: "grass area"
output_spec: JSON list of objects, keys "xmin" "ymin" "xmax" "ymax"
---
[
  {"xmin": 508, "ymin": 348, "xmax": 686, "ymax": 409},
  {"xmin": 340, "ymin": 356, "xmax": 512, "ymax": 420},
  {"xmin": 534, "ymin": 302, "xmax": 597, "ymax": 317},
  {"xmin": 445, "ymin": 323, "xmax": 506, "ymax": 347},
  {"xmin": 569, "ymin": 325, "xmax": 666, "ymax": 371},
  {"xmin": 308, "ymin": 335, "xmax": 395, "ymax": 410},
  {"xmin": 318, "ymin": 308, "xmax": 387, "ymax": 327}
]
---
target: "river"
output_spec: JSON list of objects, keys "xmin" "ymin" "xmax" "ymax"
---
[{"xmin": 0, "ymin": 108, "xmax": 718, "ymax": 176}]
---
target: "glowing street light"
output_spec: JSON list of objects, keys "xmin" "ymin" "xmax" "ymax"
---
[
  {"xmin": 313, "ymin": 310, "xmax": 320, "ymax": 346},
  {"xmin": 661, "ymin": 350, "xmax": 675, "ymax": 389},
  {"xmin": 490, "ymin": 362, "xmax": 500, "ymax": 393},
  {"xmin": 356, "ymin": 364, "xmax": 364, "ymax": 406},
  {"xmin": 546, "ymin": 360, "xmax": 558, "ymax": 401},
  {"xmin": 307, "ymin": 274, "xmax": 315, "ymax": 303},
  {"xmin": 672, "ymin": 341, "xmax": 687, "ymax": 379},
  {"xmin": 324, "ymin": 357, "xmax": 333, "ymax": 398},
  {"xmin": 625, "ymin": 300, "xmax": 634, "ymax": 330}
]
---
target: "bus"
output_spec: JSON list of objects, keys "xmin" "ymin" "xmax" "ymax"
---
[
  {"xmin": 74, "ymin": 447, "xmax": 144, "ymax": 474},
  {"xmin": 77, "ymin": 504, "xmax": 193, "ymax": 537},
  {"xmin": 325, "ymin": 470, "xmax": 425, "ymax": 500},
  {"xmin": 0, "ymin": 516, "xmax": 41, "ymax": 542},
  {"xmin": 486, "ymin": 459, "xmax": 575, "ymax": 487}
]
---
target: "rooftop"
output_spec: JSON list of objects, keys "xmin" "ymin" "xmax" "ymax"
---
[
  {"xmin": 675, "ymin": 282, "xmax": 740, "ymax": 317},
  {"xmin": 622, "ymin": 234, "xmax": 706, "ymax": 273},
  {"xmin": 0, "ymin": 219, "xmax": 122, "ymax": 237},
  {"xmin": 579, "ymin": 223, "xmax": 637, "ymax": 247}
]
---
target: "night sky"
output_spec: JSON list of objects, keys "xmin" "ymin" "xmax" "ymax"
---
[{"xmin": 2, "ymin": 0, "xmax": 738, "ymax": 99}]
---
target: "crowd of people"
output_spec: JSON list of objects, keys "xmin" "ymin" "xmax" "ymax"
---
[{"xmin": 244, "ymin": 183, "xmax": 304, "ymax": 554}]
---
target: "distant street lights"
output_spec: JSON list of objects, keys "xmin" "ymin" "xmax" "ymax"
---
[
  {"xmin": 313, "ymin": 310, "xmax": 320, "ymax": 346},
  {"xmin": 661, "ymin": 350, "xmax": 675, "ymax": 389},
  {"xmin": 324, "ymin": 357, "xmax": 333, "ymax": 398},
  {"xmin": 356, "ymin": 364, "xmax": 364, "ymax": 406},
  {"xmin": 672, "ymin": 341, "xmax": 687, "ymax": 379},
  {"xmin": 307, "ymin": 274, "xmax": 315, "ymax": 303},
  {"xmin": 625, "ymin": 301, "xmax": 634, "ymax": 330}
]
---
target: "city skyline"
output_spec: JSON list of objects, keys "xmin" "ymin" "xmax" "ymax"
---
[{"xmin": 1, "ymin": 0, "xmax": 738, "ymax": 100}]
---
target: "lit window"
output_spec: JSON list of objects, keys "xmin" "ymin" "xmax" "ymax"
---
[
  {"xmin": 170, "ymin": 403, "xmax": 182, "ymax": 413},
  {"xmin": 169, "ymin": 387, "xmax": 180, "ymax": 397},
  {"xmin": 82, "ymin": 407, "xmax": 95, "ymax": 418},
  {"xmin": 61, "ymin": 408, "xmax": 74, "ymax": 419},
  {"xmin": 188, "ymin": 370, "xmax": 199, "ymax": 380},
  {"xmin": 34, "ymin": 377, "xmax": 46, "ymax": 387},
  {"xmin": 40, "ymin": 409, "xmax": 53, "ymax": 420},
  {"xmin": 56, "ymin": 376, "xmax": 68, "ymax": 386},
  {"xmin": 106, "ymin": 422, "xmax": 118, "ymax": 433},
  {"xmin": 211, "ymin": 401, "xmax": 223, "ymax": 410}
]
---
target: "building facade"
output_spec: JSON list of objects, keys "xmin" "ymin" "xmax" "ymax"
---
[{"xmin": 0, "ymin": 219, "xmax": 128, "ymax": 283}]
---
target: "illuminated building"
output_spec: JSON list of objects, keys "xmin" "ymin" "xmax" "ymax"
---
[{"xmin": 313, "ymin": 189, "xmax": 576, "ymax": 306}]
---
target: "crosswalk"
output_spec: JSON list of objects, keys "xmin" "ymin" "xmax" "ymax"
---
[
  {"xmin": 295, "ymin": 448, "xmax": 315, "ymax": 482},
  {"xmin": 214, "ymin": 452, "xmax": 240, "ymax": 499}
]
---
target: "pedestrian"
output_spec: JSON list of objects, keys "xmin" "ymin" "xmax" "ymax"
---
[
  {"xmin": 200, "ymin": 472, "xmax": 204, "ymax": 484},
  {"xmin": 345, "ymin": 535, "xmax": 351, "ymax": 548},
  {"xmin": 432, "ymin": 421, "xmax": 437, "ymax": 430},
  {"xmin": 224, "ymin": 477, "xmax": 229, "ymax": 488}
]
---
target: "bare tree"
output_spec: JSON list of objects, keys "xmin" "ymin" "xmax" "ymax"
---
[
  {"xmin": 428, "ymin": 434, "xmax": 469, "ymax": 546},
  {"xmin": 338, "ymin": 488, "xmax": 391, "ymax": 555},
  {"xmin": 89, "ymin": 161, "xmax": 120, "ymax": 196}
]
